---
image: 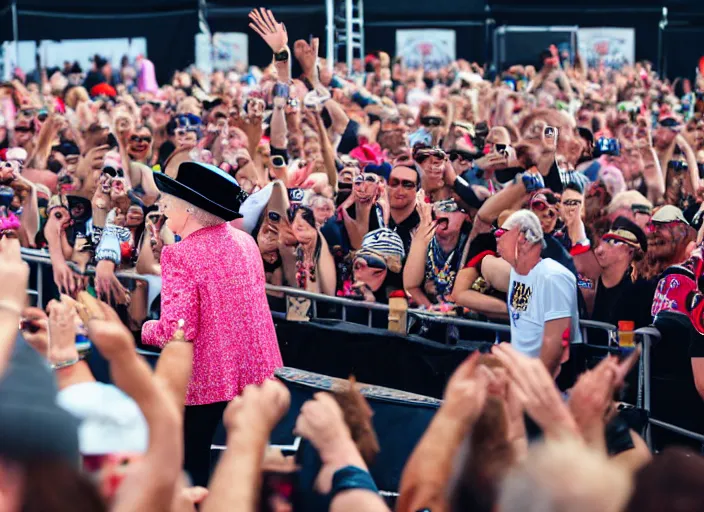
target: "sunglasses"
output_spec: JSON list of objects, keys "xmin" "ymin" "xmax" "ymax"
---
[
  {"xmin": 449, "ymin": 150, "xmax": 473, "ymax": 162},
  {"xmin": 646, "ymin": 220, "xmax": 684, "ymax": 233},
  {"xmin": 14, "ymin": 126, "xmax": 33, "ymax": 133},
  {"xmin": 562, "ymin": 199, "xmax": 582, "ymax": 207},
  {"xmin": 102, "ymin": 166, "xmax": 125, "ymax": 178},
  {"xmin": 19, "ymin": 109, "xmax": 36, "ymax": 117},
  {"xmin": 388, "ymin": 177, "xmax": 416, "ymax": 190},
  {"xmin": 421, "ymin": 116, "xmax": 443, "ymax": 127},
  {"xmin": 433, "ymin": 199, "xmax": 464, "ymax": 214},
  {"xmin": 354, "ymin": 174, "xmax": 378, "ymax": 185},
  {"xmin": 414, "ymin": 148, "xmax": 446, "ymax": 163},
  {"xmin": 531, "ymin": 202, "xmax": 557, "ymax": 218},
  {"xmin": 213, "ymin": 111, "xmax": 228, "ymax": 120},
  {"xmin": 494, "ymin": 228, "xmax": 510, "ymax": 238},
  {"xmin": 129, "ymin": 135, "xmax": 152, "ymax": 144}
]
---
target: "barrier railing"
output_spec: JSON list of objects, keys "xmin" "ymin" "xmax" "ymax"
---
[{"xmin": 20, "ymin": 248, "xmax": 704, "ymax": 451}]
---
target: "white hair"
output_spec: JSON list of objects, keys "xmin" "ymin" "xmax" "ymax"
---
[
  {"xmin": 498, "ymin": 438, "xmax": 633, "ymax": 512},
  {"xmin": 503, "ymin": 209, "xmax": 544, "ymax": 245},
  {"xmin": 164, "ymin": 194, "xmax": 225, "ymax": 228},
  {"xmin": 305, "ymin": 194, "xmax": 333, "ymax": 209}
]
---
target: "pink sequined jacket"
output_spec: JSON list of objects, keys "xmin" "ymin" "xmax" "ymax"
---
[{"xmin": 142, "ymin": 223, "xmax": 283, "ymax": 405}]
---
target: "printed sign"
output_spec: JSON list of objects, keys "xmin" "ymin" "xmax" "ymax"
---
[
  {"xmin": 396, "ymin": 29, "xmax": 456, "ymax": 70},
  {"xmin": 195, "ymin": 32, "xmax": 248, "ymax": 74},
  {"xmin": 578, "ymin": 28, "xmax": 635, "ymax": 69}
]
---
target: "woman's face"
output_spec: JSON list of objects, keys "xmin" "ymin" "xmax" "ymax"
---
[
  {"xmin": 311, "ymin": 199, "xmax": 334, "ymax": 226},
  {"xmin": 353, "ymin": 256, "xmax": 387, "ymax": 292},
  {"xmin": 126, "ymin": 205, "xmax": 144, "ymax": 227},
  {"xmin": 175, "ymin": 127, "xmax": 197, "ymax": 147},
  {"xmin": 291, "ymin": 208, "xmax": 317, "ymax": 245},
  {"xmin": 257, "ymin": 224, "xmax": 280, "ymax": 264},
  {"xmin": 128, "ymin": 127, "xmax": 153, "ymax": 160},
  {"xmin": 159, "ymin": 195, "xmax": 189, "ymax": 235}
]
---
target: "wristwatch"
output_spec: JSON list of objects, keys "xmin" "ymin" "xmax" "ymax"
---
[{"xmin": 274, "ymin": 48, "xmax": 290, "ymax": 62}]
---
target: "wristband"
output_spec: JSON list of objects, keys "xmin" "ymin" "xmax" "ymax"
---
[
  {"xmin": 51, "ymin": 356, "xmax": 83, "ymax": 370},
  {"xmin": 274, "ymin": 49, "xmax": 290, "ymax": 62},
  {"xmin": 330, "ymin": 466, "xmax": 379, "ymax": 499}
]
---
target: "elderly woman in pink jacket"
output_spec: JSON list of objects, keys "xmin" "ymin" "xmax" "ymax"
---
[{"xmin": 142, "ymin": 161, "xmax": 282, "ymax": 486}]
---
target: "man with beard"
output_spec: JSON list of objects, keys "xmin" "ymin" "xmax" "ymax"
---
[
  {"xmin": 587, "ymin": 217, "xmax": 652, "ymax": 345},
  {"xmin": 639, "ymin": 205, "xmax": 696, "ymax": 283}
]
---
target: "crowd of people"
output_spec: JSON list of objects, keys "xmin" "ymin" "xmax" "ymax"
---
[{"xmin": 0, "ymin": 4, "xmax": 702, "ymax": 510}]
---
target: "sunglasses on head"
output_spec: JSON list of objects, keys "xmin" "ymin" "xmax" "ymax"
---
[
  {"xmin": 388, "ymin": 177, "xmax": 416, "ymax": 190},
  {"xmin": 129, "ymin": 135, "xmax": 152, "ymax": 144}
]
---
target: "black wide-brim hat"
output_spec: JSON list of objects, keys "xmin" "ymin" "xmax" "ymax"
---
[{"xmin": 154, "ymin": 161, "xmax": 248, "ymax": 221}]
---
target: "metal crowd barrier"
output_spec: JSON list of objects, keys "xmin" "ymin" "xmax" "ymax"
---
[{"xmin": 19, "ymin": 248, "xmax": 704, "ymax": 451}]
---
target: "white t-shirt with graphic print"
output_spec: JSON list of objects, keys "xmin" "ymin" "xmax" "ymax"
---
[{"xmin": 507, "ymin": 258, "xmax": 581, "ymax": 358}]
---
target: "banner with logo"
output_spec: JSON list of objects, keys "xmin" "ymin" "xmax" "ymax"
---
[
  {"xmin": 396, "ymin": 29, "xmax": 456, "ymax": 70},
  {"xmin": 578, "ymin": 28, "xmax": 635, "ymax": 69},
  {"xmin": 195, "ymin": 32, "xmax": 248, "ymax": 74}
]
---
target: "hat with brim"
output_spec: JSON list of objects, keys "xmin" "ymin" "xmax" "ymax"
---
[
  {"xmin": 154, "ymin": 161, "xmax": 247, "ymax": 221},
  {"xmin": 603, "ymin": 216, "xmax": 648, "ymax": 253},
  {"xmin": 651, "ymin": 204, "xmax": 688, "ymax": 225}
]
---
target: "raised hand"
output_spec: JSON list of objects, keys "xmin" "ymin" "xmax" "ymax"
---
[
  {"xmin": 492, "ymin": 343, "xmax": 579, "ymax": 439},
  {"xmin": 47, "ymin": 297, "xmax": 80, "ymax": 364},
  {"xmin": 223, "ymin": 379, "xmax": 291, "ymax": 438},
  {"xmin": 248, "ymin": 8, "xmax": 288, "ymax": 53},
  {"xmin": 441, "ymin": 351, "xmax": 493, "ymax": 425},
  {"xmin": 0, "ymin": 236, "xmax": 28, "ymax": 313},
  {"xmin": 294, "ymin": 392, "xmax": 351, "ymax": 463},
  {"xmin": 85, "ymin": 300, "xmax": 135, "ymax": 363},
  {"xmin": 294, "ymin": 38, "xmax": 319, "ymax": 79}
]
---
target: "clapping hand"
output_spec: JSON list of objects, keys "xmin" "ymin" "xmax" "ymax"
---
[{"xmin": 492, "ymin": 343, "xmax": 580, "ymax": 439}]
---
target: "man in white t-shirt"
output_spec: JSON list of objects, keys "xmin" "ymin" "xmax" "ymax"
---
[{"xmin": 495, "ymin": 210, "xmax": 581, "ymax": 374}]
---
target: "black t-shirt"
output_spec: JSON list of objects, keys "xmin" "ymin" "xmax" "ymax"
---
[
  {"xmin": 388, "ymin": 210, "xmax": 420, "ymax": 257},
  {"xmin": 589, "ymin": 273, "xmax": 655, "ymax": 346}
]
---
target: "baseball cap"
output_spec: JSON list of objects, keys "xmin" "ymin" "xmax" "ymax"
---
[
  {"xmin": 57, "ymin": 382, "xmax": 148, "ymax": 456},
  {"xmin": 650, "ymin": 205, "xmax": 688, "ymax": 225}
]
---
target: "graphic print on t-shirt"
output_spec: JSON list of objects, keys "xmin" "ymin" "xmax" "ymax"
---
[{"xmin": 509, "ymin": 281, "xmax": 532, "ymax": 325}]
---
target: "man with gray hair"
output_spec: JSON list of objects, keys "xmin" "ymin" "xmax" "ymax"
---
[{"xmin": 495, "ymin": 209, "xmax": 580, "ymax": 374}]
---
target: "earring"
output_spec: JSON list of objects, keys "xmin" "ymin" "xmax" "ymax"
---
[{"xmin": 186, "ymin": 208, "xmax": 194, "ymax": 214}]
